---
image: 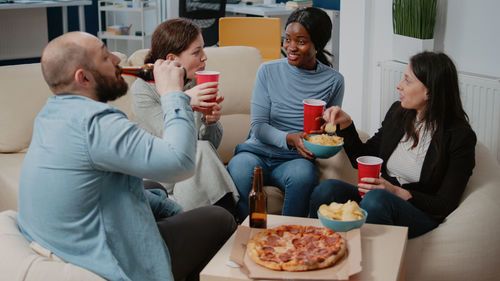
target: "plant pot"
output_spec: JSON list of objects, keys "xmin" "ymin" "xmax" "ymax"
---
[{"xmin": 392, "ymin": 34, "xmax": 434, "ymax": 63}]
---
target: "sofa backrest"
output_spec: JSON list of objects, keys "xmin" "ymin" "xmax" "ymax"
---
[
  {"xmin": 108, "ymin": 51, "xmax": 134, "ymax": 120},
  {"xmin": 126, "ymin": 46, "xmax": 263, "ymax": 163},
  {"xmin": 0, "ymin": 53, "xmax": 132, "ymax": 154},
  {"xmin": 205, "ymin": 46, "xmax": 262, "ymax": 163},
  {"xmin": 0, "ymin": 46, "xmax": 261, "ymax": 163},
  {"xmin": 0, "ymin": 63, "xmax": 52, "ymax": 153}
]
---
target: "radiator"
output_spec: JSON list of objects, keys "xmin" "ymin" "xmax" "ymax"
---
[{"xmin": 380, "ymin": 60, "xmax": 500, "ymax": 163}]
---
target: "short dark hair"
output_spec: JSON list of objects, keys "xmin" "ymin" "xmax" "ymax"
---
[
  {"xmin": 285, "ymin": 7, "xmax": 333, "ymax": 67},
  {"xmin": 144, "ymin": 18, "xmax": 201, "ymax": 64}
]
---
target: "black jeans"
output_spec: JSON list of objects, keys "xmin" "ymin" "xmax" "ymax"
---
[
  {"xmin": 310, "ymin": 179, "xmax": 439, "ymax": 238},
  {"xmin": 144, "ymin": 180, "xmax": 237, "ymax": 281},
  {"xmin": 157, "ymin": 206, "xmax": 236, "ymax": 281}
]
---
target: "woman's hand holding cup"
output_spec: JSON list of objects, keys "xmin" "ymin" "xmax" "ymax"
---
[
  {"xmin": 203, "ymin": 98, "xmax": 223, "ymax": 124},
  {"xmin": 185, "ymin": 82, "xmax": 219, "ymax": 110}
]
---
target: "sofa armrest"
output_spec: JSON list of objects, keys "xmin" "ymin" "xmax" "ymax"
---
[
  {"xmin": 405, "ymin": 142, "xmax": 500, "ymax": 281},
  {"xmin": 0, "ymin": 211, "xmax": 106, "ymax": 281}
]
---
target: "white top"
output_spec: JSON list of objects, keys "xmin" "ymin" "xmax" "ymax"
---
[{"xmin": 386, "ymin": 122, "xmax": 432, "ymax": 184}]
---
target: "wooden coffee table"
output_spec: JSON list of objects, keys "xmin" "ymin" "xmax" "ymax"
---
[{"xmin": 200, "ymin": 214, "xmax": 408, "ymax": 281}]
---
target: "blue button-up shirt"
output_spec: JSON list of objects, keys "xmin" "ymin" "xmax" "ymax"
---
[{"xmin": 17, "ymin": 92, "xmax": 196, "ymax": 281}]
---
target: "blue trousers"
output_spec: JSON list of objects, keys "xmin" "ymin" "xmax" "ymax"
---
[
  {"xmin": 309, "ymin": 179, "xmax": 439, "ymax": 238},
  {"xmin": 227, "ymin": 151, "xmax": 318, "ymax": 219}
]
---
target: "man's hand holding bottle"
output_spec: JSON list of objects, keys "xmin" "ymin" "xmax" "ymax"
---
[{"xmin": 154, "ymin": 59, "xmax": 185, "ymax": 96}]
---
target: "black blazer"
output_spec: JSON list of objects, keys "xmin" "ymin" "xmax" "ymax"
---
[{"xmin": 338, "ymin": 102, "xmax": 476, "ymax": 221}]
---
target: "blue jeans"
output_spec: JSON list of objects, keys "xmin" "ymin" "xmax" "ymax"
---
[
  {"xmin": 309, "ymin": 179, "xmax": 440, "ymax": 238},
  {"xmin": 227, "ymin": 151, "xmax": 318, "ymax": 219}
]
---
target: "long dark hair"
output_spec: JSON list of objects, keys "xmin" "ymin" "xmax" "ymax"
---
[
  {"xmin": 144, "ymin": 18, "xmax": 201, "ymax": 64},
  {"xmin": 285, "ymin": 7, "xmax": 333, "ymax": 67},
  {"xmin": 395, "ymin": 52, "xmax": 470, "ymax": 151}
]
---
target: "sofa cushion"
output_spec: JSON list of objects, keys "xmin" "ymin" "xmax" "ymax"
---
[
  {"xmin": 205, "ymin": 47, "xmax": 261, "ymax": 163},
  {"xmin": 0, "ymin": 63, "xmax": 53, "ymax": 153},
  {"xmin": 0, "ymin": 210, "xmax": 105, "ymax": 281},
  {"xmin": 112, "ymin": 51, "xmax": 129, "ymax": 67},
  {"xmin": 127, "ymin": 48, "xmax": 149, "ymax": 66},
  {"xmin": 0, "ymin": 53, "xmax": 129, "ymax": 153},
  {"xmin": 316, "ymin": 130, "xmax": 370, "ymax": 186},
  {"xmin": 108, "ymin": 51, "xmax": 135, "ymax": 120},
  {"xmin": 405, "ymin": 142, "xmax": 500, "ymax": 281},
  {"xmin": 204, "ymin": 46, "xmax": 261, "ymax": 116},
  {"xmin": 0, "ymin": 152, "xmax": 25, "ymax": 211},
  {"xmin": 108, "ymin": 79, "xmax": 135, "ymax": 121},
  {"xmin": 218, "ymin": 114, "xmax": 251, "ymax": 164}
]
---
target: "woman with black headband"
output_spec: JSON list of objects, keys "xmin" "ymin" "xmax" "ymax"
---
[{"xmin": 228, "ymin": 7, "xmax": 345, "ymax": 220}]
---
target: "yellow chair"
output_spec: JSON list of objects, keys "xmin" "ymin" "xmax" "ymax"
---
[{"xmin": 219, "ymin": 17, "xmax": 281, "ymax": 62}]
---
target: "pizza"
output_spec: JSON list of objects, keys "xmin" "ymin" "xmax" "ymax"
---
[{"xmin": 246, "ymin": 225, "xmax": 346, "ymax": 272}]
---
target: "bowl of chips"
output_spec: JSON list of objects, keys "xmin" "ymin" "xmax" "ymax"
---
[
  {"xmin": 317, "ymin": 200, "xmax": 367, "ymax": 232},
  {"xmin": 303, "ymin": 134, "xmax": 344, "ymax": 159}
]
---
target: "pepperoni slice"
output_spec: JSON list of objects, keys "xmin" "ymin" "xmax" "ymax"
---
[
  {"xmin": 262, "ymin": 246, "xmax": 274, "ymax": 252},
  {"xmin": 260, "ymin": 251, "xmax": 277, "ymax": 262},
  {"xmin": 292, "ymin": 238, "xmax": 302, "ymax": 248},
  {"xmin": 304, "ymin": 226, "xmax": 315, "ymax": 234},
  {"xmin": 266, "ymin": 235, "xmax": 282, "ymax": 247},
  {"xmin": 288, "ymin": 226, "xmax": 300, "ymax": 234},
  {"xmin": 279, "ymin": 253, "xmax": 292, "ymax": 262},
  {"xmin": 324, "ymin": 235, "xmax": 341, "ymax": 246}
]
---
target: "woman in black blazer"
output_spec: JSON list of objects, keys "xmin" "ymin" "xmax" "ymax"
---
[{"xmin": 309, "ymin": 52, "xmax": 476, "ymax": 238}]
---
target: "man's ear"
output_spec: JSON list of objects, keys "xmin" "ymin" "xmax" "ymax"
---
[{"xmin": 74, "ymin": 68, "xmax": 93, "ymax": 88}]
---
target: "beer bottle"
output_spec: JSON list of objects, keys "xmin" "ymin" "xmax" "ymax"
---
[
  {"xmin": 249, "ymin": 166, "xmax": 267, "ymax": 228},
  {"xmin": 120, "ymin": 64, "xmax": 187, "ymax": 84},
  {"xmin": 120, "ymin": 64, "xmax": 155, "ymax": 82}
]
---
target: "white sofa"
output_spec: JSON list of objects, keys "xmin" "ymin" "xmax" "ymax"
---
[{"xmin": 1, "ymin": 46, "xmax": 499, "ymax": 281}]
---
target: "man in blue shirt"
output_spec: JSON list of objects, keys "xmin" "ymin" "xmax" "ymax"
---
[{"xmin": 17, "ymin": 32, "xmax": 236, "ymax": 281}]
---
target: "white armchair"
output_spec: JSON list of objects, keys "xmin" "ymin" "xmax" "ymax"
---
[{"xmin": 405, "ymin": 142, "xmax": 500, "ymax": 281}]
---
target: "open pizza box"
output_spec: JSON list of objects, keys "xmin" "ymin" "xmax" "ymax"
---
[{"xmin": 230, "ymin": 224, "xmax": 362, "ymax": 280}]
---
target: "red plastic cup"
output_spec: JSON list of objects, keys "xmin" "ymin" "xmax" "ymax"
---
[
  {"xmin": 195, "ymin": 70, "xmax": 219, "ymax": 103},
  {"xmin": 303, "ymin": 99, "xmax": 326, "ymax": 135},
  {"xmin": 356, "ymin": 156, "xmax": 383, "ymax": 197}
]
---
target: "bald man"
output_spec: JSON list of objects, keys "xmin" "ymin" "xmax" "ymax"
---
[{"xmin": 17, "ymin": 32, "xmax": 236, "ymax": 281}]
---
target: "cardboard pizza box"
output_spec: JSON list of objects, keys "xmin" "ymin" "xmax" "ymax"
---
[{"xmin": 230, "ymin": 223, "xmax": 362, "ymax": 280}]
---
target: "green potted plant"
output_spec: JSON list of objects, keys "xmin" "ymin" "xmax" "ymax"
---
[{"xmin": 392, "ymin": 0, "xmax": 437, "ymax": 62}]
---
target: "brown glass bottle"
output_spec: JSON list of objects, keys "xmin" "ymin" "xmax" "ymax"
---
[
  {"xmin": 120, "ymin": 64, "xmax": 155, "ymax": 82},
  {"xmin": 249, "ymin": 166, "xmax": 267, "ymax": 228},
  {"xmin": 120, "ymin": 64, "xmax": 187, "ymax": 84}
]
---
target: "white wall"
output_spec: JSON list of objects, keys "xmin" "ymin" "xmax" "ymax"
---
[
  {"xmin": 338, "ymin": 0, "xmax": 369, "ymax": 131},
  {"xmin": 339, "ymin": 0, "xmax": 500, "ymax": 135},
  {"xmin": 437, "ymin": 0, "xmax": 500, "ymax": 78}
]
